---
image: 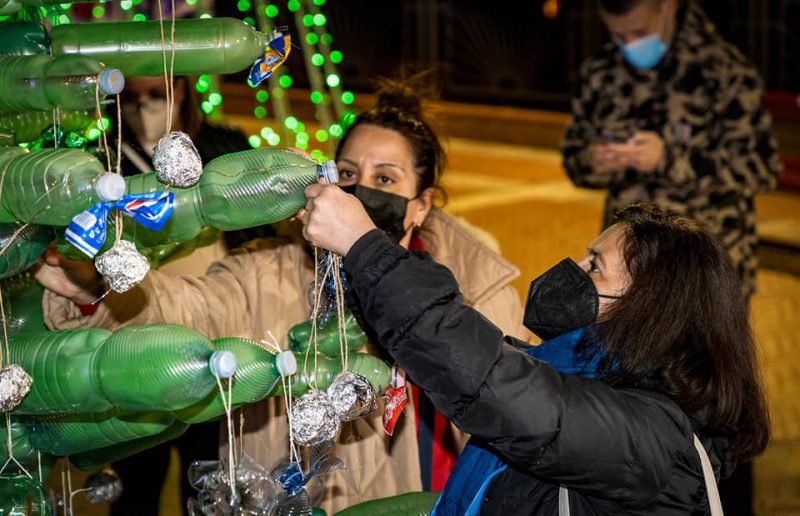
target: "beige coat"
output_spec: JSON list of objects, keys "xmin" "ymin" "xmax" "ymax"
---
[{"xmin": 43, "ymin": 209, "xmax": 528, "ymax": 513}]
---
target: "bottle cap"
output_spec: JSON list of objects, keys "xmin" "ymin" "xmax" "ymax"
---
[
  {"xmin": 318, "ymin": 160, "xmax": 339, "ymax": 184},
  {"xmin": 209, "ymin": 351, "xmax": 237, "ymax": 379},
  {"xmin": 99, "ymin": 69, "xmax": 125, "ymax": 95},
  {"xmin": 275, "ymin": 351, "xmax": 297, "ymax": 377},
  {"xmin": 94, "ymin": 173, "xmax": 126, "ymax": 202}
]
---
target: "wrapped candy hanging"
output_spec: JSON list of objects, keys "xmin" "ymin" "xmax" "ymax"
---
[
  {"xmin": 327, "ymin": 372, "xmax": 376, "ymax": 421},
  {"xmin": 84, "ymin": 468, "xmax": 123, "ymax": 504},
  {"xmin": 0, "ymin": 364, "xmax": 31, "ymax": 412},
  {"xmin": 94, "ymin": 240, "xmax": 150, "ymax": 293},
  {"xmin": 270, "ymin": 441, "xmax": 345, "ymax": 514},
  {"xmin": 153, "ymin": 131, "xmax": 203, "ymax": 187},
  {"xmin": 290, "ymin": 390, "xmax": 340, "ymax": 447},
  {"xmin": 65, "ymin": 176, "xmax": 174, "ymax": 258},
  {"xmin": 248, "ymin": 29, "xmax": 291, "ymax": 86}
]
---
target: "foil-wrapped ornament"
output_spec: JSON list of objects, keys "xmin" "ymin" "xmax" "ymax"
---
[
  {"xmin": 327, "ymin": 372, "xmax": 376, "ymax": 421},
  {"xmin": 0, "ymin": 364, "xmax": 31, "ymax": 412},
  {"xmin": 95, "ymin": 240, "xmax": 150, "ymax": 293},
  {"xmin": 153, "ymin": 131, "xmax": 203, "ymax": 188},
  {"xmin": 84, "ymin": 468, "xmax": 123, "ymax": 504},
  {"xmin": 291, "ymin": 390, "xmax": 340, "ymax": 447}
]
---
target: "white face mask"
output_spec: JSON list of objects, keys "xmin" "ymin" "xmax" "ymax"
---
[{"xmin": 123, "ymin": 98, "xmax": 175, "ymax": 156}]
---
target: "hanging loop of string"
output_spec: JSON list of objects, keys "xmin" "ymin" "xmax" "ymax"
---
[
  {"xmin": 156, "ymin": 0, "xmax": 178, "ymax": 134},
  {"xmin": 264, "ymin": 330, "xmax": 300, "ymax": 464}
]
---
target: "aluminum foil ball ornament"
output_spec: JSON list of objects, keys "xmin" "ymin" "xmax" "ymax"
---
[
  {"xmin": 327, "ymin": 372, "xmax": 377, "ymax": 421},
  {"xmin": 84, "ymin": 468, "xmax": 123, "ymax": 504},
  {"xmin": 0, "ymin": 364, "xmax": 31, "ymax": 412},
  {"xmin": 95, "ymin": 240, "xmax": 150, "ymax": 293},
  {"xmin": 290, "ymin": 390, "xmax": 340, "ymax": 447},
  {"xmin": 153, "ymin": 131, "xmax": 203, "ymax": 187}
]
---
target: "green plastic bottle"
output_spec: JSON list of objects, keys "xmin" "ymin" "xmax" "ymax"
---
[
  {"xmin": 0, "ymin": 0, "xmax": 103, "ymax": 15},
  {"xmin": 0, "ymin": 55, "xmax": 125, "ymax": 111},
  {"xmin": 0, "ymin": 474, "xmax": 49, "ymax": 516},
  {"xmin": 272, "ymin": 352, "xmax": 392, "ymax": 398},
  {"xmin": 2, "ymin": 277, "xmax": 47, "ymax": 335},
  {"xmin": 11, "ymin": 328, "xmax": 113, "ymax": 414},
  {"xmin": 333, "ymin": 492, "xmax": 439, "ymax": 516},
  {"xmin": 0, "ymin": 21, "xmax": 48, "ymax": 55},
  {"xmin": 28, "ymin": 409, "xmax": 175, "ymax": 456},
  {"xmin": 288, "ymin": 311, "xmax": 369, "ymax": 357},
  {"xmin": 0, "ymin": 147, "xmax": 127, "ymax": 225},
  {"xmin": 0, "ymin": 420, "xmax": 37, "ymax": 466},
  {"xmin": 51, "ymin": 18, "xmax": 271, "ymax": 77},
  {"xmin": 174, "ymin": 337, "xmax": 297, "ymax": 424},
  {"xmin": 11, "ymin": 324, "xmax": 237, "ymax": 415},
  {"xmin": 0, "ymin": 223, "xmax": 53, "ymax": 280},
  {"xmin": 69, "ymin": 420, "xmax": 189, "ymax": 471},
  {"xmin": 0, "ymin": 109, "xmax": 94, "ymax": 143}
]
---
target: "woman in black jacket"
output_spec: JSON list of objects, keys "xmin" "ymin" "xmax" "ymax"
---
[{"xmin": 298, "ymin": 185, "xmax": 770, "ymax": 515}]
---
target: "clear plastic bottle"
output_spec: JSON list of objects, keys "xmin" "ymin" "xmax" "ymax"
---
[
  {"xmin": 0, "ymin": 223, "xmax": 53, "ymax": 280},
  {"xmin": 0, "ymin": 147, "xmax": 121, "ymax": 225},
  {"xmin": 51, "ymin": 18, "xmax": 271, "ymax": 77},
  {"xmin": 0, "ymin": 54, "xmax": 124, "ymax": 111},
  {"xmin": 0, "ymin": 109, "xmax": 94, "ymax": 143}
]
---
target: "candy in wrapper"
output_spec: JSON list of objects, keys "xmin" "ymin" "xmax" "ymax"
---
[
  {"xmin": 84, "ymin": 468, "xmax": 123, "ymax": 504},
  {"xmin": 0, "ymin": 364, "xmax": 31, "ymax": 412},
  {"xmin": 290, "ymin": 390, "xmax": 340, "ymax": 446},
  {"xmin": 187, "ymin": 454, "xmax": 278, "ymax": 515},
  {"xmin": 95, "ymin": 240, "xmax": 150, "ymax": 293},
  {"xmin": 248, "ymin": 30, "xmax": 291, "ymax": 86},
  {"xmin": 153, "ymin": 131, "xmax": 203, "ymax": 187},
  {"xmin": 327, "ymin": 372, "xmax": 376, "ymax": 421},
  {"xmin": 383, "ymin": 365, "xmax": 407, "ymax": 436}
]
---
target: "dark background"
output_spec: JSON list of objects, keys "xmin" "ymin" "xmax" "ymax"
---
[{"xmin": 218, "ymin": 0, "xmax": 800, "ymax": 110}]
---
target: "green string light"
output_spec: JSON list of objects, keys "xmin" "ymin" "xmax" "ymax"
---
[
  {"xmin": 208, "ymin": 92, "xmax": 223, "ymax": 106},
  {"xmin": 254, "ymin": 106, "xmax": 267, "ymax": 118},
  {"xmin": 243, "ymin": 17, "xmax": 255, "ymax": 26},
  {"xmin": 341, "ymin": 91, "xmax": 354, "ymax": 105},
  {"xmin": 296, "ymin": 132, "xmax": 309, "ymax": 144},
  {"xmin": 260, "ymin": 126, "xmax": 274, "ymax": 138},
  {"xmin": 330, "ymin": 50, "xmax": 343, "ymax": 64},
  {"xmin": 196, "ymin": 75, "xmax": 210, "ymax": 93},
  {"xmin": 302, "ymin": 13, "xmax": 314, "ymax": 27},
  {"xmin": 315, "ymin": 129, "xmax": 329, "ymax": 142},
  {"xmin": 266, "ymin": 4, "xmax": 279, "ymax": 17},
  {"xmin": 310, "ymin": 91, "xmax": 324, "ymax": 104},
  {"xmin": 201, "ymin": 101, "xmax": 213, "ymax": 114},
  {"xmin": 92, "ymin": 5, "xmax": 104, "ymax": 17},
  {"xmin": 86, "ymin": 128, "xmax": 101, "ymax": 141},
  {"xmin": 237, "ymin": 0, "xmax": 251, "ymax": 12},
  {"xmin": 326, "ymin": 74, "xmax": 340, "ymax": 88},
  {"xmin": 57, "ymin": 14, "xmax": 70, "ymax": 24},
  {"xmin": 256, "ymin": 90, "xmax": 269, "ymax": 102},
  {"xmin": 321, "ymin": 34, "xmax": 333, "ymax": 45},
  {"xmin": 133, "ymin": 13, "xmax": 147, "ymax": 21},
  {"xmin": 267, "ymin": 133, "xmax": 281, "ymax": 146},
  {"xmin": 287, "ymin": 0, "xmax": 300, "ymax": 12},
  {"xmin": 313, "ymin": 0, "xmax": 326, "ymax": 5},
  {"xmin": 329, "ymin": 123, "xmax": 343, "ymax": 137},
  {"xmin": 285, "ymin": 117, "xmax": 299, "ymax": 131},
  {"xmin": 311, "ymin": 53, "xmax": 324, "ymax": 66},
  {"xmin": 342, "ymin": 111, "xmax": 356, "ymax": 127},
  {"xmin": 185, "ymin": 0, "xmax": 197, "ymax": 4},
  {"xmin": 313, "ymin": 13, "xmax": 326, "ymax": 26},
  {"xmin": 248, "ymin": 135, "xmax": 262, "ymax": 148},
  {"xmin": 279, "ymin": 75, "xmax": 293, "ymax": 88},
  {"xmin": 120, "ymin": 0, "xmax": 133, "ymax": 9},
  {"xmin": 310, "ymin": 149, "xmax": 326, "ymax": 161},
  {"xmin": 306, "ymin": 33, "xmax": 320, "ymax": 45}
]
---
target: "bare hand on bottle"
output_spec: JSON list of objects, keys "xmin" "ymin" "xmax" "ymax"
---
[
  {"xmin": 298, "ymin": 182, "xmax": 376, "ymax": 256},
  {"xmin": 34, "ymin": 247, "xmax": 103, "ymax": 305},
  {"xmin": 606, "ymin": 131, "xmax": 665, "ymax": 174}
]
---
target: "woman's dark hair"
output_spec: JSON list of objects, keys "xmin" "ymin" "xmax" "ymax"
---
[
  {"xmin": 335, "ymin": 77, "xmax": 446, "ymax": 197},
  {"xmin": 593, "ymin": 204, "xmax": 770, "ymax": 460},
  {"xmin": 599, "ymin": 0, "xmax": 659, "ymax": 15}
]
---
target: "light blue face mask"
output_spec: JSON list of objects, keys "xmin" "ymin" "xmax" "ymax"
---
[
  {"xmin": 620, "ymin": 34, "xmax": 669, "ymax": 69},
  {"xmin": 618, "ymin": 2, "xmax": 670, "ymax": 70}
]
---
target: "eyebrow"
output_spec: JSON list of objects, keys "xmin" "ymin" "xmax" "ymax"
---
[{"xmin": 588, "ymin": 247, "xmax": 606, "ymax": 268}]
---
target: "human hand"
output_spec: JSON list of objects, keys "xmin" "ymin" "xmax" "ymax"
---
[
  {"xmin": 589, "ymin": 143, "xmax": 627, "ymax": 174},
  {"xmin": 34, "ymin": 248, "xmax": 103, "ymax": 304},
  {"xmin": 606, "ymin": 131, "xmax": 664, "ymax": 174},
  {"xmin": 298, "ymin": 182, "xmax": 376, "ymax": 256}
]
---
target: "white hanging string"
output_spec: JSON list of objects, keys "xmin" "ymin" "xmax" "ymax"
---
[
  {"xmin": 303, "ymin": 247, "xmax": 332, "ymax": 390},
  {"xmin": 156, "ymin": 0, "xmax": 178, "ymax": 134},
  {"xmin": 214, "ymin": 373, "xmax": 237, "ymax": 499},
  {"xmin": 332, "ymin": 254, "xmax": 348, "ymax": 372},
  {"xmin": 263, "ymin": 331, "xmax": 299, "ymax": 464}
]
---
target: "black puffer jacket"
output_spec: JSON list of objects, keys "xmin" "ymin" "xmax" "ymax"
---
[{"xmin": 344, "ymin": 229, "xmax": 730, "ymax": 515}]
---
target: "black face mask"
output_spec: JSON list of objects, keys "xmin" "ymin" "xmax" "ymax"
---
[
  {"xmin": 340, "ymin": 184, "xmax": 412, "ymax": 243},
  {"xmin": 523, "ymin": 258, "xmax": 620, "ymax": 341}
]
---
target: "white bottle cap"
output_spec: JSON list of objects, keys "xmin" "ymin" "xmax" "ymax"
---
[
  {"xmin": 95, "ymin": 173, "xmax": 126, "ymax": 202},
  {"xmin": 209, "ymin": 350, "xmax": 237, "ymax": 379},
  {"xmin": 275, "ymin": 351, "xmax": 297, "ymax": 377},
  {"xmin": 99, "ymin": 68, "xmax": 125, "ymax": 95},
  {"xmin": 318, "ymin": 160, "xmax": 339, "ymax": 184}
]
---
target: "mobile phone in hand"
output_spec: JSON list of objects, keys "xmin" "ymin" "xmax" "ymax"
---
[{"xmin": 592, "ymin": 131, "xmax": 629, "ymax": 144}]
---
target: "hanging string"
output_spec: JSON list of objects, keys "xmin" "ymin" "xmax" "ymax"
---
[
  {"xmin": 156, "ymin": 0, "xmax": 172, "ymax": 135},
  {"xmin": 0, "ymin": 285, "xmax": 9, "ymax": 369},
  {"xmin": 66, "ymin": 464, "xmax": 74, "ymax": 516},
  {"xmin": 37, "ymin": 450, "xmax": 42, "ymax": 483},
  {"xmin": 0, "ymin": 413, "xmax": 32, "ymax": 478},
  {"xmin": 264, "ymin": 331, "xmax": 299, "ymax": 464},
  {"xmin": 52, "ymin": 107, "xmax": 61, "ymax": 149},
  {"xmin": 303, "ymin": 247, "xmax": 332, "ymax": 391},
  {"xmin": 168, "ymin": 0, "xmax": 177, "ymax": 129},
  {"xmin": 61, "ymin": 463, "xmax": 67, "ymax": 514},
  {"xmin": 214, "ymin": 373, "xmax": 237, "ymax": 498},
  {"xmin": 94, "ymin": 80, "xmax": 113, "ymax": 175},
  {"xmin": 113, "ymin": 93, "xmax": 125, "ymax": 246},
  {"xmin": 332, "ymin": 254, "xmax": 348, "ymax": 372}
]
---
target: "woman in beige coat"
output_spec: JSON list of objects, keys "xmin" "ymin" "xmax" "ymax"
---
[{"xmin": 36, "ymin": 84, "xmax": 529, "ymax": 513}]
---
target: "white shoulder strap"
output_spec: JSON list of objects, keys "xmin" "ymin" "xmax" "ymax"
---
[
  {"xmin": 557, "ymin": 436, "xmax": 723, "ymax": 516},
  {"xmin": 693, "ymin": 434, "xmax": 724, "ymax": 515}
]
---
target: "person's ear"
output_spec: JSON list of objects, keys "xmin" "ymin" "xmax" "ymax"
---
[{"xmin": 412, "ymin": 187, "xmax": 435, "ymax": 226}]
